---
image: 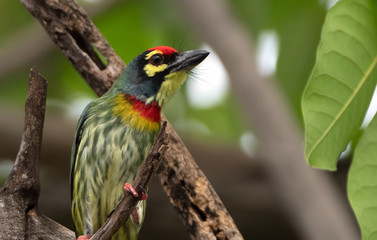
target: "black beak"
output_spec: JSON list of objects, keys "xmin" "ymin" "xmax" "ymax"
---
[{"xmin": 169, "ymin": 49, "xmax": 210, "ymax": 73}]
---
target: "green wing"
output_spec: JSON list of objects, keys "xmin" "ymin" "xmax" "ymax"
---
[{"xmin": 70, "ymin": 102, "xmax": 92, "ymax": 199}]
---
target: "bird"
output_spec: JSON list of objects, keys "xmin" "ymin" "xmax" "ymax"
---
[{"xmin": 70, "ymin": 46, "xmax": 209, "ymax": 240}]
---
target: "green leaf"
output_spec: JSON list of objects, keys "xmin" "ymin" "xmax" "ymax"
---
[
  {"xmin": 302, "ymin": 0, "xmax": 377, "ymax": 170},
  {"xmin": 348, "ymin": 114, "xmax": 377, "ymax": 240}
]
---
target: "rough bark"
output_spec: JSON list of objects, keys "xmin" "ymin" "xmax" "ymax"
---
[
  {"xmin": 20, "ymin": 0, "xmax": 124, "ymax": 96},
  {"xmin": 20, "ymin": 0, "xmax": 243, "ymax": 239},
  {"xmin": 0, "ymin": 67, "xmax": 75, "ymax": 240},
  {"xmin": 158, "ymin": 123, "xmax": 243, "ymax": 240}
]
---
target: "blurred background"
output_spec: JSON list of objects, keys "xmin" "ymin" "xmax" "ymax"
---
[{"xmin": 0, "ymin": 0, "xmax": 358, "ymax": 239}]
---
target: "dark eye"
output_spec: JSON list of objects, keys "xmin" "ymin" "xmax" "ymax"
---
[{"xmin": 150, "ymin": 54, "xmax": 164, "ymax": 66}]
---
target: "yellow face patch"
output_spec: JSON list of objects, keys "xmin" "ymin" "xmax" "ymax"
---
[
  {"xmin": 152, "ymin": 71, "xmax": 188, "ymax": 106},
  {"xmin": 145, "ymin": 50, "xmax": 162, "ymax": 60},
  {"xmin": 144, "ymin": 50, "xmax": 168, "ymax": 77},
  {"xmin": 144, "ymin": 63, "xmax": 167, "ymax": 77}
]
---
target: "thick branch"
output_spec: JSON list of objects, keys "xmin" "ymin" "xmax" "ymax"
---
[
  {"xmin": 0, "ymin": 67, "xmax": 47, "ymax": 239},
  {"xmin": 4, "ymin": 67, "xmax": 46, "ymax": 207},
  {"xmin": 158, "ymin": 122, "xmax": 243, "ymax": 239},
  {"xmin": 20, "ymin": 0, "xmax": 125, "ymax": 96},
  {"xmin": 0, "ymin": 68, "xmax": 75, "ymax": 239},
  {"xmin": 21, "ymin": 0, "xmax": 243, "ymax": 239}
]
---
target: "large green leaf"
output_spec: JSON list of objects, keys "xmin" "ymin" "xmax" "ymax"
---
[
  {"xmin": 302, "ymin": 0, "xmax": 377, "ymax": 170},
  {"xmin": 348, "ymin": 115, "xmax": 377, "ymax": 239}
]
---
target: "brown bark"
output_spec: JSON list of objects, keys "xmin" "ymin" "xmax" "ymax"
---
[
  {"xmin": 21, "ymin": 0, "xmax": 124, "ymax": 96},
  {"xmin": 20, "ymin": 0, "xmax": 243, "ymax": 239},
  {"xmin": 0, "ymin": 67, "xmax": 75, "ymax": 240},
  {"xmin": 158, "ymin": 123, "xmax": 243, "ymax": 240}
]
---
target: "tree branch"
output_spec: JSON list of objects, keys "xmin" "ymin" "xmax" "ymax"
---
[
  {"xmin": 0, "ymin": 67, "xmax": 75, "ymax": 239},
  {"xmin": 3, "ymin": 67, "xmax": 46, "ymax": 206},
  {"xmin": 158, "ymin": 123, "xmax": 243, "ymax": 239},
  {"xmin": 21, "ymin": 0, "xmax": 243, "ymax": 239},
  {"xmin": 20, "ymin": 0, "xmax": 124, "ymax": 95}
]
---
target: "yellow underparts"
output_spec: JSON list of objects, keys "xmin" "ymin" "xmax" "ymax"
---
[{"xmin": 113, "ymin": 95, "xmax": 160, "ymax": 132}]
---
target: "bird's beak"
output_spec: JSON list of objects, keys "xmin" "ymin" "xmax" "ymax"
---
[{"xmin": 168, "ymin": 49, "xmax": 210, "ymax": 73}]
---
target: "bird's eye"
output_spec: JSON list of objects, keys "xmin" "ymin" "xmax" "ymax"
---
[{"xmin": 150, "ymin": 54, "xmax": 164, "ymax": 66}]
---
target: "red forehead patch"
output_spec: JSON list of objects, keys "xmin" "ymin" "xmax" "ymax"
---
[{"xmin": 148, "ymin": 46, "xmax": 178, "ymax": 56}]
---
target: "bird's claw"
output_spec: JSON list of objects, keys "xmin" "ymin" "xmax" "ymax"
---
[
  {"xmin": 123, "ymin": 182, "xmax": 148, "ymax": 200},
  {"xmin": 139, "ymin": 185, "xmax": 148, "ymax": 200}
]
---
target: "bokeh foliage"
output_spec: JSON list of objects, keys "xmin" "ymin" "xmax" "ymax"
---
[{"xmin": 0, "ymin": 0, "xmax": 325, "ymax": 147}]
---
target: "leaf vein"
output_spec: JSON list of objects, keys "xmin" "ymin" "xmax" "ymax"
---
[
  {"xmin": 308, "ymin": 91, "xmax": 345, "ymax": 106},
  {"xmin": 329, "ymin": 29, "xmax": 374, "ymax": 60},
  {"xmin": 307, "ymin": 56, "xmax": 377, "ymax": 158},
  {"xmin": 308, "ymin": 109, "xmax": 335, "ymax": 119},
  {"xmin": 334, "ymin": 12, "xmax": 377, "ymax": 45},
  {"xmin": 324, "ymin": 50, "xmax": 365, "ymax": 74},
  {"xmin": 307, "ymin": 123, "xmax": 322, "ymax": 137},
  {"xmin": 349, "ymin": 0, "xmax": 374, "ymax": 16},
  {"xmin": 314, "ymin": 72, "xmax": 354, "ymax": 92}
]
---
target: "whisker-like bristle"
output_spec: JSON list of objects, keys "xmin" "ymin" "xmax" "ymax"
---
[{"xmin": 188, "ymin": 69, "xmax": 211, "ymax": 88}]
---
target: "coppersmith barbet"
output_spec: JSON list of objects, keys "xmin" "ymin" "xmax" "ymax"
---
[{"xmin": 70, "ymin": 46, "xmax": 209, "ymax": 240}]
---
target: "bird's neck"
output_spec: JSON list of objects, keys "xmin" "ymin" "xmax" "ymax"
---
[
  {"xmin": 126, "ymin": 94, "xmax": 161, "ymax": 122},
  {"xmin": 112, "ymin": 93, "xmax": 161, "ymax": 132}
]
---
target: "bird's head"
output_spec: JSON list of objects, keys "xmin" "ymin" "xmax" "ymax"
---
[{"xmin": 112, "ymin": 46, "xmax": 209, "ymax": 107}]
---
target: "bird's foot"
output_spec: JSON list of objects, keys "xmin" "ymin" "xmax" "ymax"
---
[
  {"xmin": 123, "ymin": 183, "xmax": 148, "ymax": 200},
  {"xmin": 77, "ymin": 234, "xmax": 90, "ymax": 240},
  {"xmin": 139, "ymin": 185, "xmax": 148, "ymax": 200}
]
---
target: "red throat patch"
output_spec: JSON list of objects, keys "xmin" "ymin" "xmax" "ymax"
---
[
  {"xmin": 148, "ymin": 46, "xmax": 178, "ymax": 56},
  {"xmin": 127, "ymin": 95, "xmax": 161, "ymax": 122}
]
